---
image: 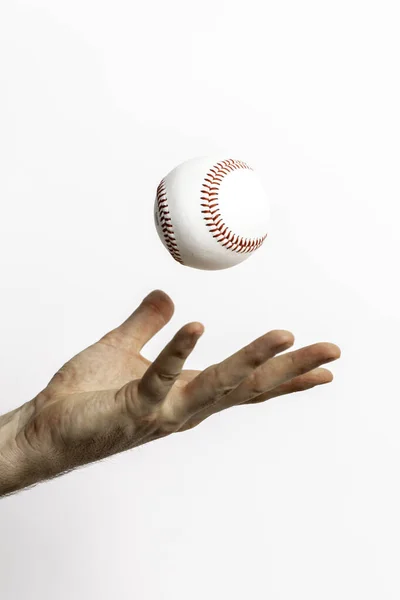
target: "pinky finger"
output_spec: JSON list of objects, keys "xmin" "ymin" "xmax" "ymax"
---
[
  {"xmin": 244, "ymin": 367, "xmax": 334, "ymax": 404},
  {"xmin": 179, "ymin": 369, "xmax": 334, "ymax": 432}
]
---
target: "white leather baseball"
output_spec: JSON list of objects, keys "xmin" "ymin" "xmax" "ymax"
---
[{"xmin": 154, "ymin": 157, "xmax": 270, "ymax": 270}]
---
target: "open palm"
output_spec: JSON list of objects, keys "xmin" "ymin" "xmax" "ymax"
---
[{"xmin": 14, "ymin": 290, "xmax": 340, "ymax": 482}]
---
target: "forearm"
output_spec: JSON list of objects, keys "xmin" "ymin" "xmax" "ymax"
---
[
  {"xmin": 0, "ymin": 398, "xmax": 107, "ymax": 498},
  {"xmin": 0, "ymin": 401, "xmax": 41, "ymax": 497}
]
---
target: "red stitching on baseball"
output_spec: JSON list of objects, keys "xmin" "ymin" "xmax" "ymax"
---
[
  {"xmin": 201, "ymin": 159, "xmax": 267, "ymax": 254},
  {"xmin": 156, "ymin": 179, "xmax": 183, "ymax": 264}
]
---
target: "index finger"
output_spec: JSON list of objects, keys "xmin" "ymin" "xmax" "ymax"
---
[{"xmin": 138, "ymin": 322, "xmax": 204, "ymax": 405}]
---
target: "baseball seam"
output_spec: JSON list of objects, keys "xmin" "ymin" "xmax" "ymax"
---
[
  {"xmin": 155, "ymin": 179, "xmax": 183, "ymax": 264},
  {"xmin": 201, "ymin": 159, "xmax": 267, "ymax": 253}
]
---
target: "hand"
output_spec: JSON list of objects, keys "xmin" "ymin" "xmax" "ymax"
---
[{"xmin": 0, "ymin": 290, "xmax": 340, "ymax": 494}]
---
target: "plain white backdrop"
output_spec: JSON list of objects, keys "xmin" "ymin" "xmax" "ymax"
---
[{"xmin": 1, "ymin": 0, "xmax": 399, "ymax": 598}]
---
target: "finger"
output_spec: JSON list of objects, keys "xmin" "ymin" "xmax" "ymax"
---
[
  {"xmin": 179, "ymin": 330, "xmax": 295, "ymax": 418},
  {"xmin": 225, "ymin": 342, "xmax": 341, "ymax": 407},
  {"xmin": 102, "ymin": 290, "xmax": 175, "ymax": 352},
  {"xmin": 138, "ymin": 322, "xmax": 204, "ymax": 405},
  {"xmin": 178, "ymin": 368, "xmax": 334, "ymax": 432},
  {"xmin": 244, "ymin": 367, "xmax": 334, "ymax": 403}
]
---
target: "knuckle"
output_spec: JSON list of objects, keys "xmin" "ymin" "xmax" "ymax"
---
[
  {"xmin": 243, "ymin": 346, "xmax": 266, "ymax": 369},
  {"xmin": 286, "ymin": 353, "xmax": 312, "ymax": 377},
  {"xmin": 249, "ymin": 371, "xmax": 267, "ymax": 395},
  {"xmin": 156, "ymin": 371, "xmax": 179, "ymax": 383},
  {"xmin": 172, "ymin": 347, "xmax": 189, "ymax": 360},
  {"xmin": 219, "ymin": 386, "xmax": 233, "ymax": 398},
  {"xmin": 295, "ymin": 361, "xmax": 311, "ymax": 376},
  {"xmin": 201, "ymin": 364, "xmax": 218, "ymax": 385},
  {"xmin": 204, "ymin": 366, "xmax": 231, "ymax": 397},
  {"xmin": 288, "ymin": 353, "xmax": 300, "ymax": 372}
]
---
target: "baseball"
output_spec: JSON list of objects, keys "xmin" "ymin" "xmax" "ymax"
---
[{"xmin": 154, "ymin": 156, "xmax": 270, "ymax": 270}]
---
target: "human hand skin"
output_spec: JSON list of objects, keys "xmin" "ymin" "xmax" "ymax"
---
[{"xmin": 0, "ymin": 290, "xmax": 340, "ymax": 497}]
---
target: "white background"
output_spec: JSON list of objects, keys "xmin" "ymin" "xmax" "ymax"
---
[{"xmin": 1, "ymin": 0, "xmax": 399, "ymax": 598}]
